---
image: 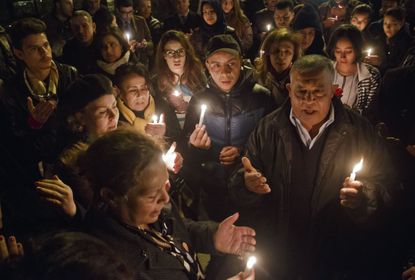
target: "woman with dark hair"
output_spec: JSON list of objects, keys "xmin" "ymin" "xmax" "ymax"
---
[
  {"xmin": 221, "ymin": 0, "xmax": 253, "ymax": 55},
  {"xmin": 82, "ymin": 128, "xmax": 256, "ymax": 280},
  {"xmin": 93, "ymin": 26, "xmax": 138, "ymax": 81},
  {"xmin": 114, "ymin": 63, "xmax": 181, "ymax": 144},
  {"xmin": 155, "ymin": 30, "xmax": 206, "ymax": 127},
  {"xmin": 256, "ymin": 28, "xmax": 302, "ymax": 107},
  {"xmin": 190, "ymin": 0, "xmax": 240, "ymax": 59},
  {"xmin": 327, "ymin": 24, "xmax": 380, "ymax": 114},
  {"xmin": 292, "ymin": 4, "xmax": 327, "ymax": 56}
]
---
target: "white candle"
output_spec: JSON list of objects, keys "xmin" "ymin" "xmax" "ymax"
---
[
  {"xmin": 125, "ymin": 32, "xmax": 131, "ymax": 43},
  {"xmin": 198, "ymin": 104, "xmax": 207, "ymax": 126},
  {"xmin": 173, "ymin": 90, "xmax": 180, "ymax": 97},
  {"xmin": 152, "ymin": 114, "xmax": 159, "ymax": 124},
  {"xmin": 266, "ymin": 24, "xmax": 271, "ymax": 31},
  {"xmin": 245, "ymin": 256, "xmax": 257, "ymax": 272},
  {"xmin": 259, "ymin": 50, "xmax": 265, "ymax": 57},
  {"xmin": 162, "ymin": 142, "xmax": 177, "ymax": 171},
  {"xmin": 350, "ymin": 158, "xmax": 363, "ymax": 181},
  {"xmin": 366, "ymin": 48, "xmax": 372, "ymax": 57},
  {"xmin": 335, "ymin": 15, "xmax": 338, "ymax": 20},
  {"xmin": 158, "ymin": 113, "xmax": 164, "ymax": 124}
]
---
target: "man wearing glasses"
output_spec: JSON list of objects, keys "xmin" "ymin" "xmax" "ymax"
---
[{"xmin": 229, "ymin": 55, "xmax": 398, "ymax": 279}]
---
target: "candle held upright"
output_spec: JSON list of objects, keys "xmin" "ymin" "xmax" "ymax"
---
[
  {"xmin": 198, "ymin": 104, "xmax": 207, "ymax": 126},
  {"xmin": 350, "ymin": 158, "xmax": 363, "ymax": 181}
]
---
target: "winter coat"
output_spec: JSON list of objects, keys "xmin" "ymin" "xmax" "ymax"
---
[
  {"xmin": 229, "ymin": 97, "xmax": 398, "ymax": 279},
  {"xmin": 85, "ymin": 203, "xmax": 218, "ymax": 280}
]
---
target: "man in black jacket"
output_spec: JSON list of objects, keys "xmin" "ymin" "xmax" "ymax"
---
[
  {"xmin": 230, "ymin": 55, "xmax": 398, "ymax": 279},
  {"xmin": 0, "ymin": 18, "xmax": 78, "ymax": 236}
]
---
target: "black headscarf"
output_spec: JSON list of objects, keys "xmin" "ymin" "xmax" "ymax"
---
[{"xmin": 200, "ymin": 0, "xmax": 227, "ymax": 35}]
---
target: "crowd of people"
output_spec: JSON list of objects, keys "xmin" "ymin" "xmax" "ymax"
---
[{"xmin": 0, "ymin": 0, "xmax": 414, "ymax": 279}]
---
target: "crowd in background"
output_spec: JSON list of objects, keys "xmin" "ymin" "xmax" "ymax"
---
[{"xmin": 0, "ymin": 0, "xmax": 414, "ymax": 279}]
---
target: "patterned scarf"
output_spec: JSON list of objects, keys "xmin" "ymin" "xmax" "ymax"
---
[{"xmin": 24, "ymin": 60, "xmax": 59, "ymax": 102}]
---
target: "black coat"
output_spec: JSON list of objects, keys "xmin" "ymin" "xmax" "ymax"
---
[
  {"xmin": 84, "ymin": 204, "xmax": 218, "ymax": 280},
  {"xmin": 163, "ymin": 11, "xmax": 201, "ymax": 34},
  {"xmin": 229, "ymin": 98, "xmax": 398, "ymax": 279}
]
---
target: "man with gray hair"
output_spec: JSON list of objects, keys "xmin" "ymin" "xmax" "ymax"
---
[{"xmin": 229, "ymin": 55, "xmax": 398, "ymax": 279}]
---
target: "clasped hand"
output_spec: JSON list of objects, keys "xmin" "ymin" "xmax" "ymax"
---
[{"xmin": 340, "ymin": 177, "xmax": 365, "ymax": 209}]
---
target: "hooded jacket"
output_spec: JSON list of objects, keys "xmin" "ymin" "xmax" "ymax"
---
[{"xmin": 293, "ymin": 4, "xmax": 327, "ymax": 56}]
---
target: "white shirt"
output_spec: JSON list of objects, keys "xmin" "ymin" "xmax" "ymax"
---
[{"xmin": 289, "ymin": 105, "xmax": 335, "ymax": 149}]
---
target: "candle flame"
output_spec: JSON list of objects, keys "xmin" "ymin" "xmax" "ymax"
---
[
  {"xmin": 173, "ymin": 90, "xmax": 180, "ymax": 96},
  {"xmin": 266, "ymin": 24, "xmax": 271, "ymax": 31},
  {"xmin": 201, "ymin": 104, "xmax": 207, "ymax": 111},
  {"xmin": 162, "ymin": 143, "xmax": 177, "ymax": 170},
  {"xmin": 352, "ymin": 158, "xmax": 363, "ymax": 173},
  {"xmin": 152, "ymin": 115, "xmax": 158, "ymax": 123},
  {"xmin": 246, "ymin": 256, "xmax": 257, "ymax": 270}
]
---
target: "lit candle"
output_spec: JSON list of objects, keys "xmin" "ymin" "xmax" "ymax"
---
[
  {"xmin": 198, "ymin": 104, "xmax": 207, "ymax": 126},
  {"xmin": 266, "ymin": 24, "xmax": 271, "ymax": 31},
  {"xmin": 245, "ymin": 256, "xmax": 257, "ymax": 272},
  {"xmin": 366, "ymin": 48, "xmax": 372, "ymax": 57},
  {"xmin": 125, "ymin": 32, "xmax": 131, "ymax": 43},
  {"xmin": 162, "ymin": 142, "xmax": 177, "ymax": 171},
  {"xmin": 158, "ymin": 113, "xmax": 164, "ymax": 124},
  {"xmin": 173, "ymin": 90, "xmax": 181, "ymax": 97},
  {"xmin": 259, "ymin": 50, "xmax": 265, "ymax": 57},
  {"xmin": 350, "ymin": 158, "xmax": 363, "ymax": 181},
  {"xmin": 335, "ymin": 15, "xmax": 338, "ymax": 20},
  {"xmin": 152, "ymin": 114, "xmax": 159, "ymax": 124}
]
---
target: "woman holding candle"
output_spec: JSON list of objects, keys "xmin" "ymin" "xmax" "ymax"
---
[
  {"xmin": 256, "ymin": 28, "xmax": 302, "ymax": 107},
  {"xmin": 327, "ymin": 24, "xmax": 380, "ymax": 115},
  {"xmin": 114, "ymin": 63, "xmax": 181, "ymax": 144},
  {"xmin": 93, "ymin": 26, "xmax": 138, "ymax": 82},
  {"xmin": 154, "ymin": 30, "xmax": 207, "ymax": 128},
  {"xmin": 83, "ymin": 128, "xmax": 256, "ymax": 280}
]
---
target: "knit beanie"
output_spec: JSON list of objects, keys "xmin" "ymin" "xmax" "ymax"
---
[{"xmin": 292, "ymin": 4, "xmax": 323, "ymax": 33}]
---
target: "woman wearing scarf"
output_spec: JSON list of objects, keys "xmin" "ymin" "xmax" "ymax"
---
[
  {"xmin": 93, "ymin": 26, "xmax": 138, "ymax": 82},
  {"xmin": 190, "ymin": 0, "xmax": 240, "ymax": 59}
]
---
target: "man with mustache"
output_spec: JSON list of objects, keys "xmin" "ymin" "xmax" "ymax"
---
[{"xmin": 229, "ymin": 55, "xmax": 398, "ymax": 279}]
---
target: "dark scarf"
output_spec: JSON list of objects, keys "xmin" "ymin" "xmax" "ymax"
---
[{"xmin": 200, "ymin": 0, "xmax": 227, "ymax": 35}]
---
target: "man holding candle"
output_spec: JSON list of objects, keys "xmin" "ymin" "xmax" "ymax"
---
[
  {"xmin": 229, "ymin": 55, "xmax": 398, "ymax": 279},
  {"xmin": 182, "ymin": 34, "xmax": 275, "ymax": 278}
]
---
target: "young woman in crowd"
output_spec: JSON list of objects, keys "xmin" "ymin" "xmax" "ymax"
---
[
  {"xmin": 82, "ymin": 128, "xmax": 256, "ymax": 280},
  {"xmin": 37, "ymin": 74, "xmax": 119, "ymax": 211},
  {"xmin": 256, "ymin": 28, "xmax": 302, "ymax": 107},
  {"xmin": 93, "ymin": 26, "xmax": 138, "ymax": 81},
  {"xmin": 114, "ymin": 63, "xmax": 181, "ymax": 144},
  {"xmin": 190, "ymin": 0, "xmax": 240, "ymax": 59},
  {"xmin": 327, "ymin": 24, "xmax": 380, "ymax": 115},
  {"xmin": 154, "ymin": 30, "xmax": 206, "ymax": 128},
  {"xmin": 292, "ymin": 4, "xmax": 327, "ymax": 56},
  {"xmin": 221, "ymin": 0, "xmax": 253, "ymax": 55}
]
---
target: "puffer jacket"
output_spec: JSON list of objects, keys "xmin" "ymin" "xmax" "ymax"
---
[
  {"xmin": 181, "ymin": 67, "xmax": 275, "ymax": 221},
  {"xmin": 229, "ymin": 97, "xmax": 399, "ymax": 279}
]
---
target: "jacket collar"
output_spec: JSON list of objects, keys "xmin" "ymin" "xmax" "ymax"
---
[{"xmin": 333, "ymin": 61, "xmax": 371, "ymax": 82}]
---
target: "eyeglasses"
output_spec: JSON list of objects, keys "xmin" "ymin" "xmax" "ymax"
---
[
  {"xmin": 164, "ymin": 48, "xmax": 186, "ymax": 58},
  {"xmin": 293, "ymin": 90, "xmax": 328, "ymax": 101}
]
